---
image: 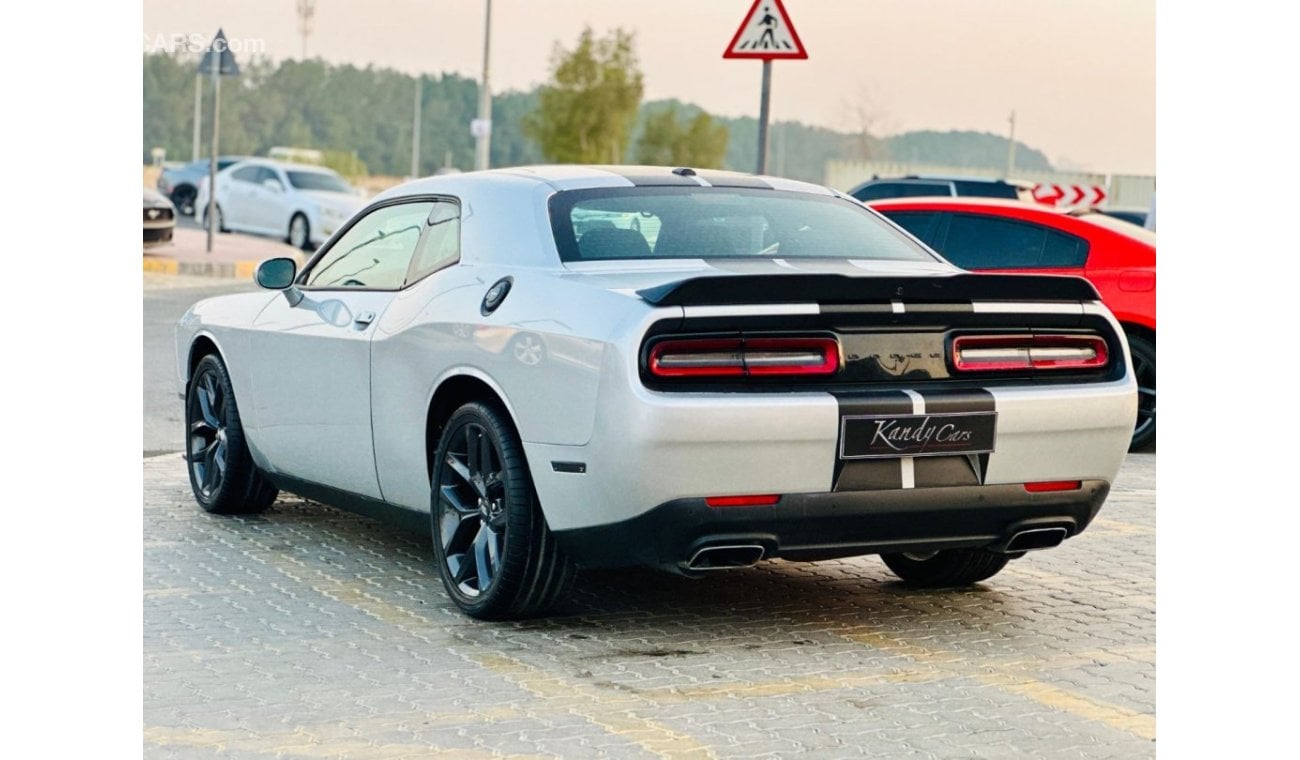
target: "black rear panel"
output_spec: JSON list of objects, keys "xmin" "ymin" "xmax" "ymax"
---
[{"xmin": 640, "ymin": 309, "xmax": 1125, "ymax": 392}]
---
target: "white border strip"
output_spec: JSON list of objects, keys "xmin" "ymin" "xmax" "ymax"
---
[{"xmin": 682, "ymin": 303, "xmax": 821, "ymax": 317}]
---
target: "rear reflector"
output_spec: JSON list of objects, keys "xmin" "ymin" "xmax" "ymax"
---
[
  {"xmin": 1023, "ymin": 480, "xmax": 1082, "ymax": 493},
  {"xmin": 952, "ymin": 334, "xmax": 1108, "ymax": 372},
  {"xmin": 705, "ymin": 494, "xmax": 781, "ymax": 507},
  {"xmin": 649, "ymin": 337, "xmax": 839, "ymax": 378}
]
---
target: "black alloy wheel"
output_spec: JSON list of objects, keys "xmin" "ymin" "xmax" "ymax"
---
[
  {"xmin": 436, "ymin": 419, "xmax": 507, "ymax": 599},
  {"xmin": 1127, "ymin": 333, "xmax": 1156, "ymax": 450},
  {"xmin": 430, "ymin": 401, "xmax": 575, "ymax": 619},
  {"xmin": 185, "ymin": 354, "xmax": 277, "ymax": 514}
]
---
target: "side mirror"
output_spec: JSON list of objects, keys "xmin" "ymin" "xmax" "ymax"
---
[
  {"xmin": 262, "ymin": 178, "xmax": 283, "ymax": 194},
  {"xmin": 255, "ymin": 257, "xmax": 297, "ymax": 289}
]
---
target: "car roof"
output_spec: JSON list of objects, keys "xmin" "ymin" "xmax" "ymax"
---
[
  {"xmin": 382, "ymin": 165, "xmax": 837, "ymax": 198},
  {"xmin": 224, "ymin": 158, "xmax": 339, "ymax": 174}
]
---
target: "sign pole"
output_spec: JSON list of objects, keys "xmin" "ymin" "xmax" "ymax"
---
[
  {"xmin": 722, "ymin": 0, "xmax": 807, "ymax": 176},
  {"xmin": 206, "ymin": 54, "xmax": 220, "ymax": 253},
  {"xmin": 756, "ymin": 60, "xmax": 772, "ymax": 174}
]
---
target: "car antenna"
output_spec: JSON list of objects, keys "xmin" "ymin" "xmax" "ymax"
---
[{"xmin": 671, "ymin": 167, "xmax": 697, "ymax": 177}]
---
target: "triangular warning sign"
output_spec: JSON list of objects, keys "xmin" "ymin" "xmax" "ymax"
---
[{"xmin": 723, "ymin": 0, "xmax": 808, "ymax": 60}]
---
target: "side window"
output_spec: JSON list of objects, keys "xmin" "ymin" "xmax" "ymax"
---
[
  {"xmin": 304, "ymin": 201, "xmax": 434, "ymax": 289},
  {"xmin": 255, "ymin": 166, "xmax": 283, "ymax": 190},
  {"xmin": 953, "ymin": 180, "xmax": 1018, "ymax": 199},
  {"xmin": 406, "ymin": 200, "xmax": 461, "ymax": 284},
  {"xmin": 1042, "ymin": 229, "xmax": 1089, "ymax": 267},
  {"xmin": 852, "ymin": 183, "xmax": 907, "ymax": 202},
  {"xmin": 881, "ymin": 211, "xmax": 940, "ymax": 245},
  {"xmin": 230, "ymin": 165, "xmax": 260, "ymax": 183},
  {"xmin": 897, "ymin": 182, "xmax": 953, "ymax": 198},
  {"xmin": 938, "ymin": 215, "xmax": 1047, "ymax": 269}
]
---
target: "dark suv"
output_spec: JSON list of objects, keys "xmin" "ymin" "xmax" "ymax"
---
[{"xmin": 848, "ymin": 175, "xmax": 1033, "ymax": 203}]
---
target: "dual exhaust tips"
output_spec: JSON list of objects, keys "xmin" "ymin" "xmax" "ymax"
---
[{"xmin": 682, "ymin": 526, "xmax": 1070, "ymax": 572}]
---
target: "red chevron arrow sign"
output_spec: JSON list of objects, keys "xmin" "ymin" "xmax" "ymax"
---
[{"xmin": 1032, "ymin": 183, "xmax": 1107, "ymax": 207}]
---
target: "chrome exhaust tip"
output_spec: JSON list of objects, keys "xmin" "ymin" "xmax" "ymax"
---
[
  {"xmin": 1004, "ymin": 527, "xmax": 1069, "ymax": 553},
  {"xmin": 684, "ymin": 544, "xmax": 766, "ymax": 571}
]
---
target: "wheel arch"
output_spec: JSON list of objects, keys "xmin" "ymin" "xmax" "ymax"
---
[
  {"xmin": 425, "ymin": 370, "xmax": 521, "ymax": 479},
  {"xmin": 1120, "ymin": 321, "xmax": 1155, "ymax": 345},
  {"xmin": 185, "ymin": 331, "xmax": 226, "ymax": 389}
]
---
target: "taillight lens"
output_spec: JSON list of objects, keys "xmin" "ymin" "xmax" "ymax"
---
[
  {"xmin": 951, "ymin": 334, "xmax": 1109, "ymax": 372},
  {"xmin": 648, "ymin": 337, "xmax": 840, "ymax": 378}
]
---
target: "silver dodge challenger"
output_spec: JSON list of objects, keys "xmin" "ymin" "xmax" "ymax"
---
[{"xmin": 176, "ymin": 165, "xmax": 1136, "ymax": 620}]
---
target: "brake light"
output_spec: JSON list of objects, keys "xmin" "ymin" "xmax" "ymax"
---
[
  {"xmin": 951, "ymin": 335, "xmax": 1108, "ymax": 372},
  {"xmin": 705, "ymin": 494, "xmax": 781, "ymax": 507},
  {"xmin": 648, "ymin": 337, "xmax": 839, "ymax": 378}
]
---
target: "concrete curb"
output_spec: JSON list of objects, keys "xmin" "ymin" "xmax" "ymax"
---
[{"xmin": 143, "ymin": 257, "xmax": 260, "ymax": 280}]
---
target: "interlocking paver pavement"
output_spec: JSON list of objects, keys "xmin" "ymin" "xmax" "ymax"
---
[{"xmin": 145, "ymin": 452, "xmax": 1155, "ymax": 758}]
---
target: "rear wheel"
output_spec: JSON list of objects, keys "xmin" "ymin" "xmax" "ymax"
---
[
  {"xmin": 1126, "ymin": 333, "xmax": 1156, "ymax": 450},
  {"xmin": 171, "ymin": 185, "xmax": 197, "ymax": 216},
  {"xmin": 430, "ymin": 401, "xmax": 575, "ymax": 620},
  {"xmin": 185, "ymin": 354, "xmax": 278, "ymax": 514},
  {"xmin": 880, "ymin": 549, "xmax": 1009, "ymax": 587},
  {"xmin": 203, "ymin": 204, "xmax": 227, "ymax": 233}
]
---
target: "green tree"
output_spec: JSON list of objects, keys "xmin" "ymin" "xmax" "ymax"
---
[
  {"xmin": 634, "ymin": 104, "xmax": 728, "ymax": 168},
  {"xmin": 523, "ymin": 27, "xmax": 644, "ymax": 164}
]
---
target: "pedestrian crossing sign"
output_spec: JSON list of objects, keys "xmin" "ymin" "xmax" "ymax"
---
[{"xmin": 723, "ymin": 0, "xmax": 808, "ymax": 60}]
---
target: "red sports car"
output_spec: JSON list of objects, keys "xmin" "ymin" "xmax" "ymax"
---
[{"xmin": 868, "ymin": 197, "xmax": 1155, "ymax": 450}]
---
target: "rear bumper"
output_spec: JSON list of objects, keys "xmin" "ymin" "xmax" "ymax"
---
[{"xmin": 553, "ymin": 479, "xmax": 1110, "ymax": 570}]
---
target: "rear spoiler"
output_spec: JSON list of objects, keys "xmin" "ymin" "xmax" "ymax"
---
[{"xmin": 637, "ymin": 273, "xmax": 1101, "ymax": 306}]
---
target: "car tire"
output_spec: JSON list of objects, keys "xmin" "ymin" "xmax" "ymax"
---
[
  {"xmin": 288, "ymin": 213, "xmax": 311, "ymax": 251},
  {"xmin": 430, "ymin": 401, "xmax": 575, "ymax": 620},
  {"xmin": 203, "ymin": 204, "xmax": 228, "ymax": 233},
  {"xmin": 1126, "ymin": 333, "xmax": 1156, "ymax": 451},
  {"xmin": 185, "ymin": 353, "xmax": 278, "ymax": 515},
  {"xmin": 880, "ymin": 549, "xmax": 1009, "ymax": 587},
  {"xmin": 171, "ymin": 185, "xmax": 197, "ymax": 216}
]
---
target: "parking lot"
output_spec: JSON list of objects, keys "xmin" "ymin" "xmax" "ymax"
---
[{"xmin": 144, "ymin": 441, "xmax": 1154, "ymax": 758}]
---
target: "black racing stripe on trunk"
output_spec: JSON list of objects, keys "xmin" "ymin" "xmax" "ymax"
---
[
  {"xmin": 916, "ymin": 388, "xmax": 996, "ymax": 413},
  {"xmin": 914, "ymin": 456, "xmax": 982, "ymax": 488},
  {"xmin": 597, "ymin": 167, "xmax": 700, "ymax": 186},
  {"xmin": 912, "ymin": 389, "xmax": 996, "ymax": 487},
  {"xmin": 694, "ymin": 172, "xmax": 772, "ymax": 189},
  {"xmin": 832, "ymin": 391, "xmax": 911, "ymax": 491}
]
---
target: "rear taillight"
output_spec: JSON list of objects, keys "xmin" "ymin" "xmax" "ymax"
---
[
  {"xmin": 648, "ymin": 337, "xmax": 840, "ymax": 378},
  {"xmin": 951, "ymin": 334, "xmax": 1108, "ymax": 373}
]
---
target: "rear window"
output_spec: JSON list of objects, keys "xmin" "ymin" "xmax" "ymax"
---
[{"xmin": 550, "ymin": 187, "xmax": 938, "ymax": 263}]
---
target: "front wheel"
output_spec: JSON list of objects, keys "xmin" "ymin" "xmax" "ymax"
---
[
  {"xmin": 185, "ymin": 354, "xmax": 278, "ymax": 514},
  {"xmin": 880, "ymin": 549, "xmax": 1009, "ymax": 587},
  {"xmin": 288, "ymin": 213, "xmax": 311, "ymax": 251},
  {"xmin": 430, "ymin": 401, "xmax": 575, "ymax": 620}
]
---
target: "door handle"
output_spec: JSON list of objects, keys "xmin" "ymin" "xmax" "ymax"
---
[{"xmin": 354, "ymin": 310, "xmax": 375, "ymax": 327}]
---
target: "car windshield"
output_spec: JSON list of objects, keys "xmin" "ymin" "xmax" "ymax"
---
[
  {"xmin": 550, "ymin": 187, "xmax": 937, "ymax": 263},
  {"xmin": 287, "ymin": 170, "xmax": 351, "ymax": 193},
  {"xmin": 1075, "ymin": 211, "xmax": 1157, "ymax": 245}
]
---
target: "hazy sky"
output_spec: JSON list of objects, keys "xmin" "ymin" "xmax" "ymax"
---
[{"xmin": 143, "ymin": 0, "xmax": 1155, "ymax": 175}]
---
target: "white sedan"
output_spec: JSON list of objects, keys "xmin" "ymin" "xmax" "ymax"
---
[
  {"xmin": 196, "ymin": 158, "xmax": 364, "ymax": 250},
  {"xmin": 176, "ymin": 165, "xmax": 1136, "ymax": 620}
]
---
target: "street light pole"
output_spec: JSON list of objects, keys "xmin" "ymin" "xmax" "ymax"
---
[{"xmin": 474, "ymin": 0, "xmax": 493, "ymax": 171}]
